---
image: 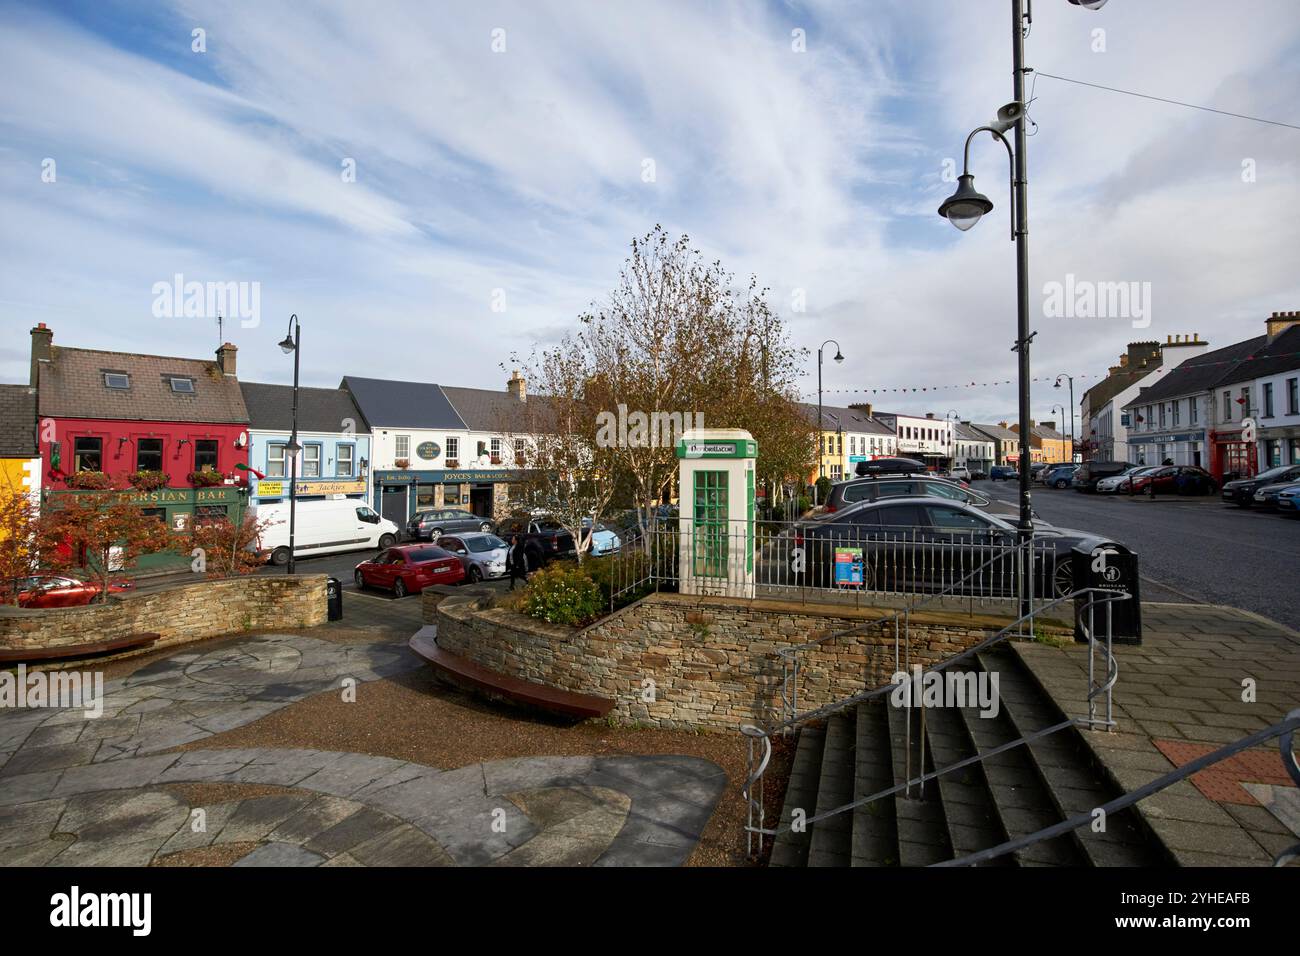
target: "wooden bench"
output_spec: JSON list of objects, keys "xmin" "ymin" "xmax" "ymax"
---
[
  {"xmin": 0, "ymin": 633, "xmax": 161, "ymax": 665},
  {"xmin": 408, "ymin": 626, "xmax": 613, "ymax": 720}
]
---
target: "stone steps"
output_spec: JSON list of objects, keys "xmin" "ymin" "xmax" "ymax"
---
[
  {"xmin": 884, "ymin": 693, "xmax": 953, "ymax": 866},
  {"xmin": 769, "ymin": 725, "xmax": 823, "ymax": 867}
]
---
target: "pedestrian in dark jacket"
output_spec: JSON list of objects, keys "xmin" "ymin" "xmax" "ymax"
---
[{"xmin": 507, "ymin": 535, "xmax": 529, "ymax": 590}]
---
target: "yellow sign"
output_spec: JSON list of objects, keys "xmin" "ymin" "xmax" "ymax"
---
[{"xmin": 256, "ymin": 479, "xmax": 365, "ymax": 497}]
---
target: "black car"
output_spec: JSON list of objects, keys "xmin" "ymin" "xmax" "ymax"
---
[
  {"xmin": 793, "ymin": 497, "xmax": 1115, "ymax": 599},
  {"xmin": 406, "ymin": 508, "xmax": 495, "ymax": 541},
  {"xmin": 494, "ymin": 513, "xmax": 577, "ymax": 570},
  {"xmin": 1071, "ymin": 459, "xmax": 1129, "ymax": 492},
  {"xmin": 1221, "ymin": 464, "xmax": 1300, "ymax": 507},
  {"xmin": 1251, "ymin": 480, "xmax": 1300, "ymax": 510},
  {"xmin": 824, "ymin": 474, "xmax": 1020, "ymax": 521},
  {"xmin": 990, "ymin": 465, "xmax": 1018, "ymax": 481},
  {"xmin": 853, "ymin": 456, "xmax": 927, "ymax": 478}
]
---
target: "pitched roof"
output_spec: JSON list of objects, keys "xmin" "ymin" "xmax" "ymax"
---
[
  {"xmin": 800, "ymin": 403, "xmax": 895, "ymax": 435},
  {"xmin": 36, "ymin": 346, "xmax": 248, "ymax": 423},
  {"xmin": 1031, "ymin": 424, "xmax": 1065, "ymax": 441},
  {"xmin": 0, "ymin": 384, "xmax": 38, "ymax": 457},
  {"xmin": 440, "ymin": 384, "xmax": 556, "ymax": 433},
  {"xmin": 971, "ymin": 422, "xmax": 1017, "ymax": 442},
  {"xmin": 240, "ymin": 382, "xmax": 369, "ymax": 434},
  {"xmin": 953, "ymin": 422, "xmax": 994, "ymax": 443},
  {"xmin": 340, "ymin": 376, "xmax": 467, "ymax": 430},
  {"xmin": 1122, "ymin": 336, "xmax": 1266, "ymax": 408},
  {"xmin": 1211, "ymin": 324, "xmax": 1300, "ymax": 385}
]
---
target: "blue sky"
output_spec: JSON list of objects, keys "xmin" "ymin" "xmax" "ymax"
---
[{"xmin": 1, "ymin": 0, "xmax": 1298, "ymax": 426}]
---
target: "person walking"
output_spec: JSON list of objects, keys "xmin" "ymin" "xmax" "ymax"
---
[{"xmin": 507, "ymin": 534, "xmax": 529, "ymax": 591}]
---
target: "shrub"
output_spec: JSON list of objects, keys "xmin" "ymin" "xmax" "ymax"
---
[{"xmin": 519, "ymin": 564, "xmax": 604, "ymax": 627}]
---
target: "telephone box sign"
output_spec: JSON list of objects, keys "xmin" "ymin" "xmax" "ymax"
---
[{"xmin": 675, "ymin": 439, "xmax": 757, "ymax": 459}]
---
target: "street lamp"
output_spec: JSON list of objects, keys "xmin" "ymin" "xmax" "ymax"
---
[
  {"xmin": 816, "ymin": 339, "xmax": 844, "ymax": 494},
  {"xmin": 937, "ymin": 0, "xmax": 1106, "ymax": 615},
  {"xmin": 278, "ymin": 314, "xmax": 302, "ymax": 575},
  {"xmin": 1054, "ymin": 373, "xmax": 1076, "ymax": 461}
]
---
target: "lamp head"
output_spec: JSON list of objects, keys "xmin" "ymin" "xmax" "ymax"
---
[
  {"xmin": 1067, "ymin": 0, "xmax": 1108, "ymax": 9},
  {"xmin": 833, "ymin": 350, "xmax": 844, "ymax": 364},
  {"xmin": 278, "ymin": 334, "xmax": 296, "ymax": 354},
  {"xmin": 938, "ymin": 174, "xmax": 993, "ymax": 232}
]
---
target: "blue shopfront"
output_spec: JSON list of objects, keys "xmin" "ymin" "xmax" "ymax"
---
[
  {"xmin": 246, "ymin": 429, "xmax": 372, "ymax": 505},
  {"xmin": 372, "ymin": 468, "xmax": 525, "ymax": 526}
]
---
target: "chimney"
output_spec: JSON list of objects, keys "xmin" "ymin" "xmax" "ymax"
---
[
  {"xmin": 30, "ymin": 323, "xmax": 52, "ymax": 387},
  {"xmin": 216, "ymin": 342, "xmax": 238, "ymax": 377},
  {"xmin": 1042, "ymin": 420, "xmax": 1055, "ymax": 431},
  {"xmin": 925, "ymin": 411, "xmax": 935, "ymax": 419},
  {"xmin": 849, "ymin": 402, "xmax": 874, "ymax": 418},
  {"xmin": 507, "ymin": 369, "xmax": 526, "ymax": 403},
  {"xmin": 1266, "ymin": 311, "xmax": 1300, "ymax": 341}
]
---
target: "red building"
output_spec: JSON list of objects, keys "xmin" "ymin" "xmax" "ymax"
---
[{"xmin": 30, "ymin": 324, "xmax": 252, "ymax": 535}]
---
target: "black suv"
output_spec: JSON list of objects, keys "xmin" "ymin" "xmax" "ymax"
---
[
  {"xmin": 1221, "ymin": 463, "xmax": 1300, "ymax": 507},
  {"xmin": 495, "ymin": 514, "xmax": 577, "ymax": 570},
  {"xmin": 406, "ymin": 508, "xmax": 495, "ymax": 541},
  {"xmin": 1071, "ymin": 459, "xmax": 1129, "ymax": 492},
  {"xmin": 824, "ymin": 474, "xmax": 1019, "ymax": 521}
]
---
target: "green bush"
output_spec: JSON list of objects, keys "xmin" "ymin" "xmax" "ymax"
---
[{"xmin": 520, "ymin": 564, "xmax": 605, "ymax": 627}]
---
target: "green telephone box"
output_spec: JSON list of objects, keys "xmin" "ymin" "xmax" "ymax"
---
[{"xmin": 675, "ymin": 429, "xmax": 757, "ymax": 598}]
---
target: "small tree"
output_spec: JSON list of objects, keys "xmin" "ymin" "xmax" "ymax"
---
[
  {"xmin": 35, "ymin": 492, "xmax": 178, "ymax": 601},
  {"xmin": 0, "ymin": 484, "xmax": 41, "ymax": 604},
  {"xmin": 187, "ymin": 512, "xmax": 270, "ymax": 578}
]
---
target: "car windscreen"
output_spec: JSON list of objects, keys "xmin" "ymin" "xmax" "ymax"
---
[
  {"xmin": 1255, "ymin": 465, "xmax": 1296, "ymax": 481},
  {"xmin": 405, "ymin": 548, "xmax": 448, "ymax": 562},
  {"xmin": 467, "ymin": 536, "xmax": 505, "ymax": 552}
]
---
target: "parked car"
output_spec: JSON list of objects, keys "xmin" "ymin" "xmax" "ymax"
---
[
  {"xmin": 1095, "ymin": 466, "xmax": 1155, "ymax": 494},
  {"xmin": 494, "ymin": 514, "xmax": 578, "ymax": 570},
  {"xmin": 580, "ymin": 518, "xmax": 622, "ymax": 556},
  {"xmin": 1220, "ymin": 463, "xmax": 1300, "ymax": 507},
  {"xmin": 253, "ymin": 498, "xmax": 398, "ymax": 566},
  {"xmin": 853, "ymin": 457, "xmax": 927, "ymax": 478},
  {"xmin": 989, "ymin": 465, "xmax": 1018, "ymax": 481},
  {"xmin": 1029, "ymin": 462, "xmax": 1050, "ymax": 481},
  {"xmin": 793, "ymin": 497, "xmax": 1116, "ymax": 598},
  {"xmin": 1276, "ymin": 485, "xmax": 1300, "ymax": 516},
  {"xmin": 406, "ymin": 508, "xmax": 495, "ymax": 541},
  {"xmin": 824, "ymin": 474, "xmax": 1021, "ymax": 521},
  {"xmin": 1252, "ymin": 481, "xmax": 1300, "ymax": 511},
  {"xmin": 1071, "ymin": 459, "xmax": 1130, "ymax": 492},
  {"xmin": 435, "ymin": 532, "xmax": 509, "ymax": 582},
  {"xmin": 0, "ymin": 573, "xmax": 133, "ymax": 608},
  {"xmin": 1129, "ymin": 465, "xmax": 1216, "ymax": 497},
  {"xmin": 353, "ymin": 544, "xmax": 465, "ymax": 597},
  {"xmin": 1042, "ymin": 464, "xmax": 1079, "ymax": 489},
  {"xmin": 948, "ymin": 466, "xmax": 972, "ymax": 482}
]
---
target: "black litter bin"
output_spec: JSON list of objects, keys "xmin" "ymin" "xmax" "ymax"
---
[
  {"xmin": 326, "ymin": 576, "xmax": 344, "ymax": 621},
  {"xmin": 1071, "ymin": 540, "xmax": 1140, "ymax": 645}
]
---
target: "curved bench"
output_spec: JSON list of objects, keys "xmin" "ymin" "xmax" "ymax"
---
[
  {"xmin": 0, "ymin": 632, "xmax": 160, "ymax": 665},
  {"xmin": 408, "ymin": 625, "xmax": 613, "ymax": 720}
]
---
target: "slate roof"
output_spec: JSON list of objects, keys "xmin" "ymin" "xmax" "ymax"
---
[
  {"xmin": 801, "ymin": 403, "xmax": 895, "ymax": 435},
  {"xmin": 971, "ymin": 423, "xmax": 1017, "ymax": 442},
  {"xmin": 1031, "ymin": 424, "xmax": 1066, "ymax": 442},
  {"xmin": 36, "ymin": 346, "xmax": 249, "ymax": 423},
  {"xmin": 0, "ymin": 384, "xmax": 38, "ymax": 457},
  {"xmin": 1211, "ymin": 324, "xmax": 1300, "ymax": 385},
  {"xmin": 240, "ymin": 382, "xmax": 370, "ymax": 434},
  {"xmin": 440, "ymin": 385, "xmax": 557, "ymax": 434},
  {"xmin": 340, "ymin": 376, "xmax": 468, "ymax": 430},
  {"xmin": 1122, "ymin": 336, "xmax": 1267, "ymax": 408},
  {"xmin": 953, "ymin": 422, "xmax": 995, "ymax": 444}
]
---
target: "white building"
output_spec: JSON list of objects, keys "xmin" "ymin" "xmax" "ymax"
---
[
  {"xmin": 872, "ymin": 411, "xmax": 952, "ymax": 469},
  {"xmin": 952, "ymin": 422, "xmax": 995, "ymax": 475}
]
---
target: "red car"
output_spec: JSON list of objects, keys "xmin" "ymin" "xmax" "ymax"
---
[
  {"xmin": 1, "ymin": 573, "xmax": 133, "ymax": 608},
  {"xmin": 353, "ymin": 544, "xmax": 466, "ymax": 597},
  {"xmin": 1129, "ymin": 465, "xmax": 1216, "ymax": 497}
]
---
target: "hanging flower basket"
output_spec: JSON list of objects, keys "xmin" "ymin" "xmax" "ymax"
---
[
  {"xmin": 445, "ymin": 459, "xmax": 459, "ymax": 469},
  {"xmin": 188, "ymin": 468, "xmax": 225, "ymax": 487},
  {"xmin": 127, "ymin": 470, "xmax": 169, "ymax": 491},
  {"xmin": 64, "ymin": 470, "xmax": 114, "ymax": 490},
  {"xmin": 394, "ymin": 459, "xmax": 410, "ymax": 470}
]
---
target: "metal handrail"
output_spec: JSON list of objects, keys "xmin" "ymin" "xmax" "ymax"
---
[{"xmin": 935, "ymin": 708, "xmax": 1300, "ymax": 867}]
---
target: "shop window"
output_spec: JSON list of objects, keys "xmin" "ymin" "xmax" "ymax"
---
[
  {"xmin": 416, "ymin": 483, "xmax": 436, "ymax": 509},
  {"xmin": 336, "ymin": 444, "xmax": 354, "ymax": 477},
  {"xmin": 136, "ymin": 438, "xmax": 164, "ymax": 472},
  {"xmin": 73, "ymin": 437, "xmax": 102, "ymax": 472},
  {"xmin": 195, "ymin": 439, "xmax": 219, "ymax": 471},
  {"xmin": 443, "ymin": 484, "xmax": 461, "ymax": 506},
  {"xmin": 195, "ymin": 505, "xmax": 228, "ymax": 527},
  {"xmin": 267, "ymin": 443, "xmax": 286, "ymax": 478},
  {"xmin": 140, "ymin": 507, "xmax": 167, "ymax": 524}
]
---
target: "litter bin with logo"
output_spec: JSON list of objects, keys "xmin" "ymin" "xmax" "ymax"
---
[
  {"xmin": 326, "ymin": 576, "xmax": 344, "ymax": 621},
  {"xmin": 1071, "ymin": 540, "xmax": 1140, "ymax": 645}
]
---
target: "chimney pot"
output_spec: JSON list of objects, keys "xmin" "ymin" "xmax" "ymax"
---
[
  {"xmin": 30, "ymin": 323, "xmax": 53, "ymax": 388},
  {"xmin": 216, "ymin": 342, "xmax": 238, "ymax": 377}
]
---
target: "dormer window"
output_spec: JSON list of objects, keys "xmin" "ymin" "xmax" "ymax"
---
[
  {"xmin": 104, "ymin": 372, "xmax": 130, "ymax": 389},
  {"xmin": 169, "ymin": 377, "xmax": 195, "ymax": 393}
]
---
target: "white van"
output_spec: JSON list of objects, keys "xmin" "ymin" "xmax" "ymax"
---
[{"xmin": 252, "ymin": 498, "xmax": 399, "ymax": 566}]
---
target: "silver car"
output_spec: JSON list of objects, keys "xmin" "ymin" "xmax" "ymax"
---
[{"xmin": 435, "ymin": 532, "xmax": 509, "ymax": 582}]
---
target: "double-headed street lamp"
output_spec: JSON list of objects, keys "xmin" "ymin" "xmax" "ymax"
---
[
  {"xmin": 816, "ymin": 339, "xmax": 844, "ymax": 486},
  {"xmin": 1054, "ymin": 373, "xmax": 1076, "ymax": 460},
  {"xmin": 938, "ymin": 0, "xmax": 1107, "ymax": 613},
  {"xmin": 278, "ymin": 314, "xmax": 302, "ymax": 575}
]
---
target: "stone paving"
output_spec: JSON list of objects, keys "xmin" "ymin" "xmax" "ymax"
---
[
  {"xmin": 1015, "ymin": 603, "xmax": 1300, "ymax": 866},
  {"xmin": 0, "ymin": 627, "xmax": 725, "ymax": 866}
]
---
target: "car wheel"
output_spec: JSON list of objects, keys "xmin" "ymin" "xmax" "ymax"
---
[
  {"xmin": 270, "ymin": 547, "xmax": 291, "ymax": 567},
  {"xmin": 479, "ymin": 522, "xmax": 492, "ymax": 533},
  {"xmin": 468, "ymin": 565, "xmax": 482, "ymax": 583},
  {"xmin": 430, "ymin": 528, "xmax": 443, "ymax": 540},
  {"xmin": 1147, "ymin": 485, "xmax": 1155, "ymax": 499},
  {"xmin": 378, "ymin": 533, "xmax": 396, "ymax": 548},
  {"xmin": 354, "ymin": 570, "xmax": 366, "ymax": 588},
  {"xmin": 1052, "ymin": 561, "xmax": 1074, "ymax": 599},
  {"xmin": 393, "ymin": 578, "xmax": 407, "ymax": 599}
]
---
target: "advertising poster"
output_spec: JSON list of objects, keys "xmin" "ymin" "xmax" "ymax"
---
[{"xmin": 834, "ymin": 547, "xmax": 864, "ymax": 587}]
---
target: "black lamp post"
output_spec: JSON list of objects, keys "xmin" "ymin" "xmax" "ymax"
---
[
  {"xmin": 278, "ymin": 314, "xmax": 302, "ymax": 575},
  {"xmin": 938, "ymin": 0, "xmax": 1107, "ymax": 614},
  {"xmin": 1055, "ymin": 373, "xmax": 1076, "ymax": 461},
  {"xmin": 816, "ymin": 339, "xmax": 844, "ymax": 494}
]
